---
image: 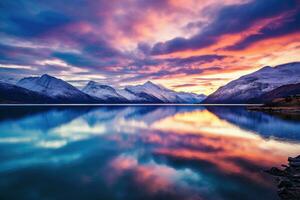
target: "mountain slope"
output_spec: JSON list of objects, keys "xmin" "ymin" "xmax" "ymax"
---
[
  {"xmin": 115, "ymin": 88, "xmax": 146, "ymax": 102},
  {"xmin": 17, "ymin": 74, "xmax": 97, "ymax": 103},
  {"xmin": 125, "ymin": 81, "xmax": 174, "ymax": 103},
  {"xmin": 0, "ymin": 82, "xmax": 55, "ymax": 103},
  {"xmin": 82, "ymin": 81, "xmax": 128, "ymax": 103},
  {"xmin": 204, "ymin": 62, "xmax": 300, "ymax": 103},
  {"xmin": 259, "ymin": 83, "xmax": 300, "ymax": 102},
  {"xmin": 254, "ymin": 83, "xmax": 300, "ymax": 107}
]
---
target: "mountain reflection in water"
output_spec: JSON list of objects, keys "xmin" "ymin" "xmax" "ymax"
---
[{"xmin": 0, "ymin": 106, "xmax": 299, "ymax": 200}]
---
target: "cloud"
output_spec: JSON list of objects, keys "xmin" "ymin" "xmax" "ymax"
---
[
  {"xmin": 0, "ymin": 0, "xmax": 299, "ymax": 94},
  {"xmin": 172, "ymin": 83, "xmax": 199, "ymax": 88},
  {"xmin": 151, "ymin": 0, "xmax": 300, "ymax": 55},
  {"xmin": 5, "ymin": 11, "xmax": 72, "ymax": 38},
  {"xmin": 165, "ymin": 55, "xmax": 225, "ymax": 66},
  {"xmin": 225, "ymin": 10, "xmax": 300, "ymax": 50}
]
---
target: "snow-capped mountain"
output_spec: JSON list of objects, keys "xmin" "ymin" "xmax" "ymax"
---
[
  {"xmin": 82, "ymin": 81, "xmax": 128, "ymax": 102},
  {"xmin": 176, "ymin": 92, "xmax": 206, "ymax": 103},
  {"xmin": 82, "ymin": 80, "xmax": 206, "ymax": 103},
  {"xmin": 2, "ymin": 74, "xmax": 206, "ymax": 104},
  {"xmin": 125, "ymin": 81, "xmax": 174, "ymax": 103},
  {"xmin": 0, "ymin": 82, "xmax": 55, "ymax": 103},
  {"xmin": 115, "ymin": 88, "xmax": 146, "ymax": 102},
  {"xmin": 124, "ymin": 81, "xmax": 205, "ymax": 103},
  {"xmin": 17, "ymin": 74, "xmax": 95, "ymax": 103},
  {"xmin": 204, "ymin": 62, "xmax": 300, "ymax": 103}
]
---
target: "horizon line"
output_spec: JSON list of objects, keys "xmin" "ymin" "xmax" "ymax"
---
[{"xmin": 0, "ymin": 104, "xmax": 263, "ymax": 106}]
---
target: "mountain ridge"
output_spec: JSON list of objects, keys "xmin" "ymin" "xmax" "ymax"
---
[
  {"xmin": 82, "ymin": 81, "xmax": 129, "ymax": 103},
  {"xmin": 0, "ymin": 82, "xmax": 56, "ymax": 103},
  {"xmin": 204, "ymin": 62, "xmax": 300, "ymax": 103},
  {"xmin": 17, "ymin": 74, "xmax": 99, "ymax": 103},
  {"xmin": 4, "ymin": 61, "xmax": 299, "ymax": 105},
  {"xmin": 1, "ymin": 74, "xmax": 206, "ymax": 104}
]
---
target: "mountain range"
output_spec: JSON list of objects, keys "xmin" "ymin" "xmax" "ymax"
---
[
  {"xmin": 0, "ymin": 74, "xmax": 206, "ymax": 104},
  {"xmin": 1, "ymin": 62, "xmax": 299, "ymax": 104}
]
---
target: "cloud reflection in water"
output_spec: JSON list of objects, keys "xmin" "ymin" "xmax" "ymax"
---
[{"xmin": 0, "ymin": 106, "xmax": 299, "ymax": 200}]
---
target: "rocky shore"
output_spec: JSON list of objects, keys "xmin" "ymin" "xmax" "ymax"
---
[{"xmin": 265, "ymin": 155, "xmax": 300, "ymax": 200}]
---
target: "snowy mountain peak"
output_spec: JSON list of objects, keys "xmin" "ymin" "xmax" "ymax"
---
[
  {"xmin": 39, "ymin": 74, "xmax": 62, "ymax": 84},
  {"xmin": 17, "ymin": 74, "xmax": 91, "ymax": 101},
  {"xmin": 35, "ymin": 74, "xmax": 73, "ymax": 89},
  {"xmin": 144, "ymin": 81, "xmax": 156, "ymax": 86},
  {"xmin": 125, "ymin": 80, "xmax": 206, "ymax": 103},
  {"xmin": 84, "ymin": 81, "xmax": 116, "ymax": 92},
  {"xmin": 143, "ymin": 81, "xmax": 159, "ymax": 89},
  {"xmin": 40, "ymin": 74, "xmax": 52, "ymax": 79},
  {"xmin": 205, "ymin": 62, "xmax": 300, "ymax": 103},
  {"xmin": 86, "ymin": 81, "xmax": 97, "ymax": 86},
  {"xmin": 82, "ymin": 81, "xmax": 127, "ymax": 102},
  {"xmin": 145, "ymin": 80, "xmax": 154, "ymax": 84},
  {"xmin": 142, "ymin": 81, "xmax": 169, "ymax": 91}
]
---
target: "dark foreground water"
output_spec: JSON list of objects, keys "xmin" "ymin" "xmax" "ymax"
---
[{"xmin": 0, "ymin": 106, "xmax": 299, "ymax": 200}]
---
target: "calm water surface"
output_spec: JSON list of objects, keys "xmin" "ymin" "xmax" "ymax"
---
[{"xmin": 0, "ymin": 106, "xmax": 299, "ymax": 200}]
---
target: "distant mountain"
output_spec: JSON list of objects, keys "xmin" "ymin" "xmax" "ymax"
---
[
  {"xmin": 82, "ymin": 81, "xmax": 128, "ymax": 103},
  {"xmin": 115, "ymin": 88, "xmax": 147, "ymax": 103},
  {"xmin": 17, "ymin": 74, "xmax": 97, "ymax": 103},
  {"xmin": 176, "ymin": 92, "xmax": 206, "ymax": 103},
  {"xmin": 125, "ymin": 81, "xmax": 173, "ymax": 103},
  {"xmin": 0, "ymin": 82, "xmax": 55, "ymax": 103},
  {"xmin": 82, "ymin": 80, "xmax": 206, "ymax": 103},
  {"xmin": 204, "ymin": 62, "xmax": 300, "ymax": 103},
  {"xmin": 124, "ymin": 81, "xmax": 206, "ymax": 103}
]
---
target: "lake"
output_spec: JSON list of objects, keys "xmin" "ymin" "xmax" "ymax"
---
[{"xmin": 0, "ymin": 106, "xmax": 299, "ymax": 200}]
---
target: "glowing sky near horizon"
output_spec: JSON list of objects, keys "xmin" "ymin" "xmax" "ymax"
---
[{"xmin": 0, "ymin": 0, "xmax": 300, "ymax": 94}]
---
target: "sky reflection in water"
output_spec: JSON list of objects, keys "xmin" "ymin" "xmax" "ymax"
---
[{"xmin": 0, "ymin": 106, "xmax": 300, "ymax": 200}]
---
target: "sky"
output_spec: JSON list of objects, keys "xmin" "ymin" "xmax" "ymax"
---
[{"xmin": 0, "ymin": 0, "xmax": 300, "ymax": 95}]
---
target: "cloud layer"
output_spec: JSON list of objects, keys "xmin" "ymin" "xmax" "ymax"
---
[{"xmin": 0, "ymin": 0, "xmax": 299, "ymax": 94}]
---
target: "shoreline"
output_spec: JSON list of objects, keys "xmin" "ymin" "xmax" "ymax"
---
[
  {"xmin": 248, "ymin": 106, "xmax": 300, "ymax": 114},
  {"xmin": 266, "ymin": 155, "xmax": 300, "ymax": 200},
  {"xmin": 0, "ymin": 103, "xmax": 263, "ymax": 107}
]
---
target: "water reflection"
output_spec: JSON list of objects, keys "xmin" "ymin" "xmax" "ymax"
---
[{"xmin": 0, "ymin": 106, "xmax": 299, "ymax": 200}]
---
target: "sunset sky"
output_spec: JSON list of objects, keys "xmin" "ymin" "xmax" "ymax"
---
[{"xmin": 0, "ymin": 0, "xmax": 299, "ymax": 94}]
